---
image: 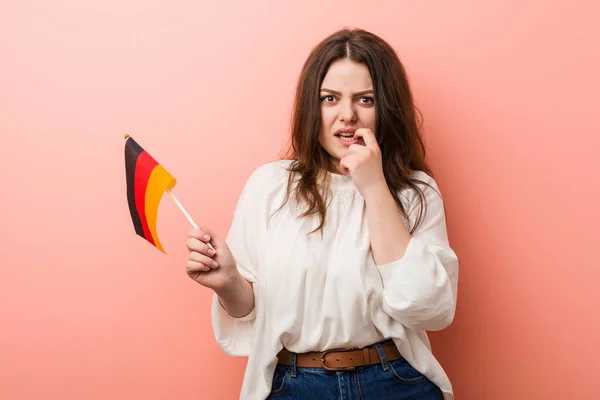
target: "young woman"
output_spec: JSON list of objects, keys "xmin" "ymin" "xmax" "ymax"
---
[{"xmin": 185, "ymin": 28, "xmax": 458, "ymax": 400}]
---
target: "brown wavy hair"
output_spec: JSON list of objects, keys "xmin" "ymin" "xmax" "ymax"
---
[{"xmin": 279, "ymin": 28, "xmax": 434, "ymax": 235}]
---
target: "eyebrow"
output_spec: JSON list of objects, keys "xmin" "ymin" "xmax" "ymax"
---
[{"xmin": 320, "ymin": 88, "xmax": 374, "ymax": 96}]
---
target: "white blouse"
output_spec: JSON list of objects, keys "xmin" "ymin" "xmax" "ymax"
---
[{"xmin": 211, "ymin": 159, "xmax": 458, "ymax": 400}]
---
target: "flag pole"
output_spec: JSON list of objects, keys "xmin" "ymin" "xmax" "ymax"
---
[
  {"xmin": 166, "ymin": 186, "xmax": 216, "ymax": 253},
  {"xmin": 166, "ymin": 187, "xmax": 198, "ymax": 229}
]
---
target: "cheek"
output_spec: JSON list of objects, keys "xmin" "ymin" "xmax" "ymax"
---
[
  {"xmin": 320, "ymin": 107, "xmax": 336, "ymax": 129},
  {"xmin": 359, "ymin": 108, "xmax": 376, "ymax": 129}
]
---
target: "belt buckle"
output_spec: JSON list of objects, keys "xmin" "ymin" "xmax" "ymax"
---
[{"xmin": 320, "ymin": 348, "xmax": 356, "ymax": 371}]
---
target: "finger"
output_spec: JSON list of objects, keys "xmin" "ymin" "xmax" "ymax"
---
[
  {"xmin": 186, "ymin": 238, "xmax": 216, "ymax": 256},
  {"xmin": 339, "ymin": 158, "xmax": 352, "ymax": 175},
  {"xmin": 189, "ymin": 228, "xmax": 212, "ymax": 243},
  {"xmin": 200, "ymin": 225, "xmax": 224, "ymax": 249},
  {"xmin": 186, "ymin": 260, "xmax": 211, "ymax": 273},
  {"xmin": 188, "ymin": 228, "xmax": 217, "ymax": 254},
  {"xmin": 194, "ymin": 225, "xmax": 221, "ymax": 250},
  {"xmin": 354, "ymin": 128, "xmax": 378, "ymax": 148},
  {"xmin": 348, "ymin": 144, "xmax": 370, "ymax": 155},
  {"xmin": 186, "ymin": 238, "xmax": 213, "ymax": 256},
  {"xmin": 189, "ymin": 251, "xmax": 219, "ymax": 268},
  {"xmin": 343, "ymin": 144, "xmax": 361, "ymax": 156}
]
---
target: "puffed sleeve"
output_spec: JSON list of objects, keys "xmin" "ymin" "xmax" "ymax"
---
[
  {"xmin": 375, "ymin": 173, "xmax": 459, "ymax": 332},
  {"xmin": 210, "ymin": 165, "xmax": 271, "ymax": 356}
]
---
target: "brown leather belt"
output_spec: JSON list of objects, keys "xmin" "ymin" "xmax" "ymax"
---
[{"xmin": 277, "ymin": 339, "xmax": 401, "ymax": 371}]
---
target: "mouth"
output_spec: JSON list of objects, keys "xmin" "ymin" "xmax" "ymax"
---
[
  {"xmin": 334, "ymin": 128, "xmax": 357, "ymax": 143},
  {"xmin": 334, "ymin": 128, "xmax": 356, "ymax": 140}
]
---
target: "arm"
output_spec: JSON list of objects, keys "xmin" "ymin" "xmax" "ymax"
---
[
  {"xmin": 216, "ymin": 272, "xmax": 255, "ymax": 319},
  {"xmin": 211, "ymin": 162, "xmax": 283, "ymax": 356},
  {"xmin": 363, "ymin": 185, "xmax": 412, "ymax": 265},
  {"xmin": 363, "ymin": 177, "xmax": 459, "ymax": 332}
]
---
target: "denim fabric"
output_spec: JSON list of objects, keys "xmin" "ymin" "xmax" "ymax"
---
[{"xmin": 267, "ymin": 344, "xmax": 444, "ymax": 400}]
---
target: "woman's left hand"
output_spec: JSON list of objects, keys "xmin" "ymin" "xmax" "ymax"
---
[{"xmin": 339, "ymin": 128, "xmax": 387, "ymax": 198}]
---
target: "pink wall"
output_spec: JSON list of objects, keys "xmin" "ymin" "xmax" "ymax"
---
[{"xmin": 1, "ymin": 1, "xmax": 598, "ymax": 399}]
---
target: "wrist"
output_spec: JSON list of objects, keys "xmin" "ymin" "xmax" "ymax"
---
[
  {"xmin": 215, "ymin": 271, "xmax": 245, "ymax": 298},
  {"xmin": 215, "ymin": 271, "xmax": 255, "ymax": 319}
]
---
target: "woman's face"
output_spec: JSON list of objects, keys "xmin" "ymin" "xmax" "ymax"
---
[{"xmin": 319, "ymin": 59, "xmax": 376, "ymax": 172}]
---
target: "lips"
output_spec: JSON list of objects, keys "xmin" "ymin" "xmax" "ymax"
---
[
  {"xmin": 334, "ymin": 128, "xmax": 359, "ymax": 146},
  {"xmin": 334, "ymin": 128, "xmax": 357, "ymax": 139}
]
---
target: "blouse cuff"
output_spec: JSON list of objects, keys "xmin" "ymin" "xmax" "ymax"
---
[{"xmin": 374, "ymin": 237, "xmax": 421, "ymax": 282}]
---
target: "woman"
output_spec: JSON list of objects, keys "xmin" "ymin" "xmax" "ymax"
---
[{"xmin": 185, "ymin": 28, "xmax": 458, "ymax": 400}]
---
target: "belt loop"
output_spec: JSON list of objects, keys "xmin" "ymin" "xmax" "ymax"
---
[
  {"xmin": 290, "ymin": 353, "xmax": 297, "ymax": 377},
  {"xmin": 374, "ymin": 344, "xmax": 390, "ymax": 371}
]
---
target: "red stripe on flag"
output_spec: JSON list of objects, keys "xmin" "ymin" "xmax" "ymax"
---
[{"xmin": 134, "ymin": 151, "xmax": 158, "ymax": 245}]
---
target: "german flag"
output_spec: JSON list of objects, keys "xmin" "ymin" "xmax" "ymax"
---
[{"xmin": 124, "ymin": 135, "xmax": 176, "ymax": 253}]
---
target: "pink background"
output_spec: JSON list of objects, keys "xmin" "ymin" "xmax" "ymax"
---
[{"xmin": 1, "ymin": 1, "xmax": 599, "ymax": 399}]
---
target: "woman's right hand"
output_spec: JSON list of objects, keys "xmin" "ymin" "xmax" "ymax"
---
[{"xmin": 186, "ymin": 227, "xmax": 239, "ymax": 292}]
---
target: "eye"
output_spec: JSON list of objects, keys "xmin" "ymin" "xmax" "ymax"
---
[
  {"xmin": 359, "ymin": 96, "xmax": 375, "ymax": 105},
  {"xmin": 320, "ymin": 95, "xmax": 336, "ymax": 103}
]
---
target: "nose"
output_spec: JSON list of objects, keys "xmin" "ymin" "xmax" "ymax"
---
[{"xmin": 338, "ymin": 99, "xmax": 356, "ymax": 123}]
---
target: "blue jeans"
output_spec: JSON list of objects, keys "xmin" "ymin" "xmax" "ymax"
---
[{"xmin": 267, "ymin": 343, "xmax": 444, "ymax": 399}]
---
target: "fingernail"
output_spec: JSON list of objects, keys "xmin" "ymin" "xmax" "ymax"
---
[
  {"xmin": 212, "ymin": 261, "xmax": 219, "ymax": 268},
  {"xmin": 208, "ymin": 249, "xmax": 215, "ymax": 256},
  {"xmin": 204, "ymin": 234, "xmax": 211, "ymax": 241}
]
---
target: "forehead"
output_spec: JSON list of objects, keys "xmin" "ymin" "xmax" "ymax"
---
[{"xmin": 320, "ymin": 59, "xmax": 373, "ymax": 91}]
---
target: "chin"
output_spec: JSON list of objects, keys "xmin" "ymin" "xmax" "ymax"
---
[
  {"xmin": 324, "ymin": 145, "xmax": 344, "ymax": 162},
  {"xmin": 320, "ymin": 138, "xmax": 346, "ymax": 161}
]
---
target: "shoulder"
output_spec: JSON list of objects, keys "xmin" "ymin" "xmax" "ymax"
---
[
  {"xmin": 408, "ymin": 170, "xmax": 440, "ymax": 192},
  {"xmin": 240, "ymin": 159, "xmax": 293, "ymax": 197},
  {"xmin": 398, "ymin": 171, "xmax": 446, "ymax": 222},
  {"xmin": 248, "ymin": 159, "xmax": 293, "ymax": 182},
  {"xmin": 399, "ymin": 170, "xmax": 442, "ymax": 203},
  {"xmin": 245, "ymin": 159, "xmax": 293, "ymax": 187}
]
